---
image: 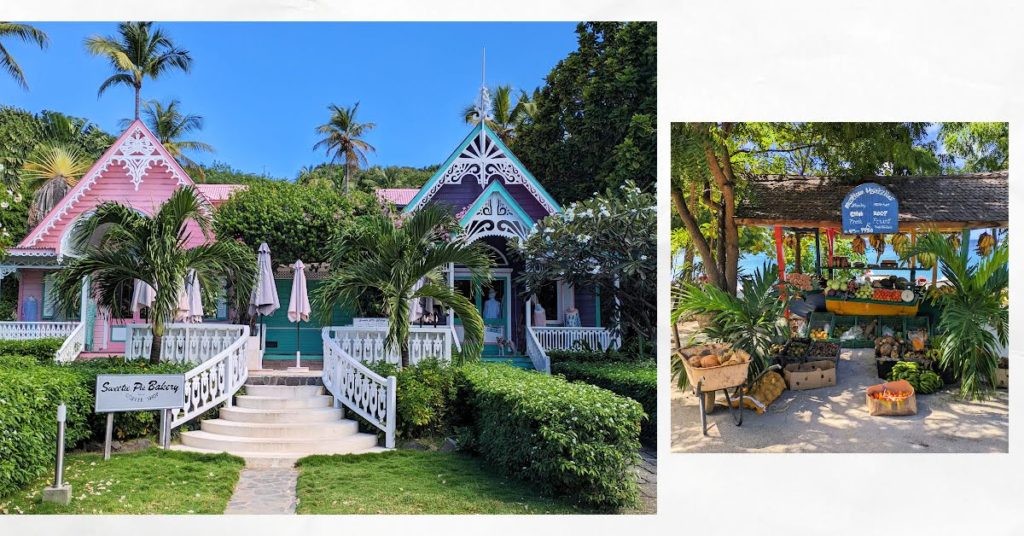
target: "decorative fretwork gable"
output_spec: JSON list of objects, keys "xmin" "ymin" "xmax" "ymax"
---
[
  {"xmin": 403, "ymin": 123, "xmax": 561, "ymax": 216},
  {"xmin": 459, "ymin": 181, "xmax": 534, "ymax": 243},
  {"xmin": 18, "ymin": 120, "xmax": 199, "ymax": 250}
]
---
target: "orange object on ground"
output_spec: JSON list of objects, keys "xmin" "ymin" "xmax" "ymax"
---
[{"xmin": 866, "ymin": 380, "xmax": 917, "ymax": 416}]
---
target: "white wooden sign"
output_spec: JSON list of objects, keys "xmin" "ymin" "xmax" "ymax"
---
[
  {"xmin": 353, "ymin": 317, "xmax": 389, "ymax": 330},
  {"xmin": 95, "ymin": 374, "xmax": 185, "ymax": 412}
]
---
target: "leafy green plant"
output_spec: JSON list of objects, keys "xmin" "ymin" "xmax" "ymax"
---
[
  {"xmin": 452, "ymin": 364, "xmax": 643, "ymax": 511},
  {"xmin": 0, "ymin": 337, "xmax": 63, "ymax": 362},
  {"xmin": 368, "ymin": 359, "xmax": 457, "ymax": 440},
  {"xmin": 53, "ymin": 186, "xmax": 256, "ymax": 364},
  {"xmin": 551, "ymin": 359, "xmax": 656, "ymax": 446},
  {"xmin": 672, "ymin": 262, "xmax": 789, "ymax": 385},
  {"xmin": 888, "ymin": 361, "xmax": 943, "ymax": 395},
  {"xmin": 901, "ymin": 232, "xmax": 1008, "ymax": 400},
  {"xmin": 314, "ymin": 205, "xmax": 492, "ymax": 367}
]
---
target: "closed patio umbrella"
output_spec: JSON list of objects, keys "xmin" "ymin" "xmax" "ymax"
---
[
  {"xmin": 180, "ymin": 270, "xmax": 203, "ymax": 323},
  {"xmin": 249, "ymin": 242, "xmax": 280, "ymax": 348},
  {"xmin": 131, "ymin": 279, "xmax": 156, "ymax": 315},
  {"xmin": 288, "ymin": 259, "xmax": 311, "ymax": 371}
]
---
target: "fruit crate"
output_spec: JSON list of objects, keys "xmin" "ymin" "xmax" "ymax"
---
[
  {"xmin": 807, "ymin": 312, "xmax": 836, "ymax": 341},
  {"xmin": 905, "ymin": 316, "xmax": 931, "ymax": 337},
  {"xmin": 780, "ymin": 338, "xmax": 812, "ymax": 366},
  {"xmin": 834, "ymin": 315, "xmax": 877, "ymax": 348},
  {"xmin": 877, "ymin": 316, "xmax": 906, "ymax": 339},
  {"xmin": 807, "ymin": 340, "xmax": 841, "ymax": 368}
]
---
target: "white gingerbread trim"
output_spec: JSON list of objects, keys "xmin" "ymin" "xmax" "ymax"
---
[
  {"xmin": 19, "ymin": 121, "xmax": 197, "ymax": 250},
  {"xmin": 460, "ymin": 189, "xmax": 532, "ymax": 244}
]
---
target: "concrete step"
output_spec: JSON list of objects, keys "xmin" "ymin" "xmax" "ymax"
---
[
  {"xmin": 219, "ymin": 406, "xmax": 343, "ymax": 424},
  {"xmin": 171, "ymin": 444, "xmax": 390, "ymax": 467},
  {"xmin": 235, "ymin": 394, "xmax": 334, "ymax": 410},
  {"xmin": 480, "ymin": 356, "xmax": 535, "ymax": 370},
  {"xmin": 179, "ymin": 429, "xmax": 378, "ymax": 454},
  {"xmin": 243, "ymin": 384, "xmax": 324, "ymax": 398},
  {"xmin": 201, "ymin": 418, "xmax": 358, "ymax": 439}
]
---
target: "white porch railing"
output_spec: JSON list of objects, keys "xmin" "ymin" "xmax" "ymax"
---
[
  {"xmin": 55, "ymin": 323, "xmax": 86, "ymax": 363},
  {"xmin": 125, "ymin": 323, "xmax": 248, "ymax": 364},
  {"xmin": 0, "ymin": 321, "xmax": 79, "ymax": 340},
  {"xmin": 531, "ymin": 326, "xmax": 619, "ymax": 353},
  {"xmin": 169, "ymin": 326, "xmax": 249, "ymax": 429},
  {"xmin": 323, "ymin": 325, "xmax": 452, "ymax": 365},
  {"xmin": 525, "ymin": 326, "xmax": 550, "ymax": 374},
  {"xmin": 322, "ymin": 328, "xmax": 396, "ymax": 448}
]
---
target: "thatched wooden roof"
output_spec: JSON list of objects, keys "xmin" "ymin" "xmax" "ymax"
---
[{"xmin": 735, "ymin": 171, "xmax": 1007, "ymax": 230}]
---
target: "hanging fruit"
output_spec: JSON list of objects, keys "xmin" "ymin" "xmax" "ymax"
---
[
  {"xmin": 852, "ymin": 235, "xmax": 867, "ymax": 255},
  {"xmin": 917, "ymin": 252, "xmax": 936, "ymax": 270},
  {"xmin": 784, "ymin": 233, "xmax": 797, "ymax": 250},
  {"xmin": 890, "ymin": 232, "xmax": 910, "ymax": 257},
  {"xmin": 870, "ymin": 234, "xmax": 887, "ymax": 263},
  {"xmin": 977, "ymin": 231, "xmax": 995, "ymax": 256},
  {"xmin": 946, "ymin": 232, "xmax": 961, "ymax": 251}
]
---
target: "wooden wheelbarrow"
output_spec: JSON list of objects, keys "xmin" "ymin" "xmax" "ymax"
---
[{"xmin": 678, "ymin": 347, "xmax": 781, "ymax": 435}]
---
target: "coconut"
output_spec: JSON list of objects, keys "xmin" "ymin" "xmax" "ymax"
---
[{"xmin": 700, "ymin": 355, "xmax": 722, "ymax": 368}]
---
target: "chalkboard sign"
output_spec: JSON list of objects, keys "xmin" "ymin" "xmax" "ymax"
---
[{"xmin": 842, "ymin": 182, "xmax": 899, "ymax": 234}]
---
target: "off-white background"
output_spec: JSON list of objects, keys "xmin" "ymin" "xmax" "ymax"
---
[{"xmin": 2, "ymin": 1, "xmax": 1023, "ymax": 534}]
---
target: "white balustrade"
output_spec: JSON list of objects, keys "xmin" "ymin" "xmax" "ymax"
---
[
  {"xmin": 324, "ymin": 324, "xmax": 452, "ymax": 366},
  {"xmin": 531, "ymin": 326, "xmax": 619, "ymax": 352},
  {"xmin": 525, "ymin": 326, "xmax": 550, "ymax": 373},
  {"xmin": 54, "ymin": 323, "xmax": 86, "ymax": 363},
  {"xmin": 322, "ymin": 328, "xmax": 396, "ymax": 448},
  {"xmin": 125, "ymin": 323, "xmax": 247, "ymax": 364},
  {"xmin": 0, "ymin": 321, "xmax": 79, "ymax": 340},
  {"xmin": 170, "ymin": 326, "xmax": 249, "ymax": 429}
]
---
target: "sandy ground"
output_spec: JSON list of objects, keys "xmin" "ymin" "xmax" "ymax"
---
[{"xmin": 671, "ymin": 327, "xmax": 1009, "ymax": 453}]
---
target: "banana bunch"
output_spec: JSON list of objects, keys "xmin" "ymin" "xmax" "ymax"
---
[
  {"xmin": 977, "ymin": 231, "xmax": 996, "ymax": 256},
  {"xmin": 784, "ymin": 234, "xmax": 797, "ymax": 250},
  {"xmin": 870, "ymin": 233, "xmax": 886, "ymax": 263},
  {"xmin": 946, "ymin": 233, "xmax": 961, "ymax": 251},
  {"xmin": 917, "ymin": 252, "xmax": 936, "ymax": 270},
  {"xmin": 851, "ymin": 235, "xmax": 867, "ymax": 255},
  {"xmin": 890, "ymin": 232, "xmax": 910, "ymax": 257}
]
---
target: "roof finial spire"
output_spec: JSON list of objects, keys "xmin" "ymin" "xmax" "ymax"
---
[{"xmin": 474, "ymin": 48, "xmax": 491, "ymax": 125}]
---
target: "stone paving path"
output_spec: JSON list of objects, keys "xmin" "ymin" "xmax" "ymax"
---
[
  {"xmin": 224, "ymin": 466, "xmax": 298, "ymax": 514},
  {"xmin": 632, "ymin": 447, "xmax": 657, "ymax": 514}
]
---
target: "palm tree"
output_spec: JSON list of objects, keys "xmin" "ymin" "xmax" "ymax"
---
[
  {"xmin": 53, "ymin": 186, "xmax": 256, "ymax": 364},
  {"xmin": 84, "ymin": 21, "xmax": 193, "ymax": 120},
  {"xmin": 122, "ymin": 99, "xmax": 214, "ymax": 180},
  {"xmin": 463, "ymin": 85, "xmax": 534, "ymax": 143},
  {"xmin": 902, "ymin": 232, "xmax": 1008, "ymax": 400},
  {"xmin": 313, "ymin": 205, "xmax": 492, "ymax": 367},
  {"xmin": 0, "ymin": 22, "xmax": 48, "ymax": 89},
  {"xmin": 313, "ymin": 103, "xmax": 376, "ymax": 195},
  {"xmin": 21, "ymin": 144, "xmax": 92, "ymax": 229}
]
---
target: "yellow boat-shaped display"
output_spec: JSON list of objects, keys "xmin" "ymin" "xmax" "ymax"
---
[{"xmin": 824, "ymin": 296, "xmax": 920, "ymax": 316}]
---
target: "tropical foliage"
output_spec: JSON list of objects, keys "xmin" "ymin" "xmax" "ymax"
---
[
  {"xmin": 53, "ymin": 186, "xmax": 256, "ymax": 363},
  {"xmin": 513, "ymin": 22, "xmax": 656, "ymax": 204},
  {"xmin": 901, "ymin": 232, "xmax": 1008, "ymax": 400},
  {"xmin": 0, "ymin": 22, "xmax": 48, "ymax": 90},
  {"xmin": 462, "ymin": 85, "xmax": 535, "ymax": 143},
  {"xmin": 512, "ymin": 181, "xmax": 656, "ymax": 347},
  {"xmin": 297, "ymin": 163, "xmax": 436, "ymax": 194},
  {"xmin": 213, "ymin": 180, "xmax": 375, "ymax": 266},
  {"xmin": 84, "ymin": 21, "xmax": 193, "ymax": 119},
  {"xmin": 313, "ymin": 205, "xmax": 492, "ymax": 367},
  {"xmin": 20, "ymin": 144, "xmax": 91, "ymax": 228},
  {"xmin": 313, "ymin": 102, "xmax": 376, "ymax": 195},
  {"xmin": 938, "ymin": 122, "xmax": 1009, "ymax": 172},
  {"xmin": 672, "ymin": 262, "xmax": 790, "ymax": 383}
]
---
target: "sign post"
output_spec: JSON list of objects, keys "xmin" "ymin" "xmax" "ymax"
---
[
  {"xmin": 841, "ymin": 182, "xmax": 899, "ymax": 234},
  {"xmin": 96, "ymin": 374, "xmax": 185, "ymax": 454}
]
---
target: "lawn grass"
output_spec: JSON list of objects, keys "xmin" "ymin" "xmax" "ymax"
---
[
  {"xmin": 295, "ymin": 450, "xmax": 590, "ymax": 514},
  {"xmin": 0, "ymin": 449, "xmax": 245, "ymax": 515}
]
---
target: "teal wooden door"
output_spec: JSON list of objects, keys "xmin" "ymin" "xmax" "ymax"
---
[{"xmin": 262, "ymin": 278, "xmax": 352, "ymax": 360}]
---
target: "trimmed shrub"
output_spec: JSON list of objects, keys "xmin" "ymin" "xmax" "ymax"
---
[
  {"xmin": 0, "ymin": 354, "xmax": 42, "ymax": 369},
  {"xmin": 369, "ymin": 359, "xmax": 457, "ymax": 440},
  {"xmin": 552, "ymin": 360, "xmax": 656, "ymax": 446},
  {"xmin": 0, "ymin": 365, "xmax": 93, "ymax": 497},
  {"xmin": 547, "ymin": 349, "xmax": 634, "ymax": 365},
  {"xmin": 452, "ymin": 364, "xmax": 644, "ymax": 511},
  {"xmin": 0, "ymin": 338, "xmax": 63, "ymax": 363}
]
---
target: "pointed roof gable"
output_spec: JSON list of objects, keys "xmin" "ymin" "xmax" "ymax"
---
[
  {"xmin": 16, "ymin": 120, "xmax": 210, "ymax": 254},
  {"xmin": 403, "ymin": 123, "xmax": 562, "ymax": 217}
]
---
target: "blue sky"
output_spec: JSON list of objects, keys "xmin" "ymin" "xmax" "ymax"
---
[{"xmin": 0, "ymin": 22, "xmax": 580, "ymax": 178}]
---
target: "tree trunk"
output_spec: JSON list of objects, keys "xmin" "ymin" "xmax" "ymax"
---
[
  {"xmin": 400, "ymin": 344, "xmax": 410, "ymax": 369},
  {"xmin": 134, "ymin": 85, "xmax": 141, "ymax": 121},
  {"xmin": 149, "ymin": 333, "xmax": 162, "ymax": 365},
  {"xmin": 672, "ymin": 185, "xmax": 724, "ymax": 288},
  {"xmin": 343, "ymin": 162, "xmax": 351, "ymax": 195},
  {"xmin": 702, "ymin": 136, "xmax": 740, "ymax": 295}
]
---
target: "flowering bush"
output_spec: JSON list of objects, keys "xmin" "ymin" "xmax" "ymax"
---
[{"xmin": 511, "ymin": 181, "xmax": 656, "ymax": 344}]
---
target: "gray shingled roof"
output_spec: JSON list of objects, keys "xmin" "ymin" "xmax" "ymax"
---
[{"xmin": 736, "ymin": 171, "xmax": 1007, "ymax": 228}]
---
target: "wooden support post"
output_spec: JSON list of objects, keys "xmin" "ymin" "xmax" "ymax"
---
[
  {"xmin": 910, "ymin": 229, "xmax": 917, "ymax": 283},
  {"xmin": 774, "ymin": 226, "xmax": 786, "ymax": 283},
  {"xmin": 793, "ymin": 232, "xmax": 803, "ymax": 274},
  {"xmin": 814, "ymin": 229, "xmax": 822, "ymax": 277},
  {"xmin": 103, "ymin": 413, "xmax": 114, "ymax": 461}
]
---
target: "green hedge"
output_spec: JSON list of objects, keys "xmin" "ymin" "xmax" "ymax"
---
[
  {"xmin": 547, "ymin": 349, "xmax": 634, "ymax": 365},
  {"xmin": 0, "ymin": 365, "xmax": 93, "ymax": 497},
  {"xmin": 551, "ymin": 360, "xmax": 656, "ymax": 446},
  {"xmin": 0, "ymin": 338, "xmax": 63, "ymax": 363},
  {"xmin": 452, "ymin": 364, "xmax": 644, "ymax": 511},
  {"xmin": 369, "ymin": 359, "xmax": 457, "ymax": 440}
]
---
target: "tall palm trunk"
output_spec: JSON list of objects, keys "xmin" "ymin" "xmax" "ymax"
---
[
  {"xmin": 134, "ymin": 84, "xmax": 141, "ymax": 120},
  {"xmin": 149, "ymin": 333, "xmax": 162, "ymax": 364},
  {"xmin": 400, "ymin": 344, "xmax": 410, "ymax": 368},
  {"xmin": 343, "ymin": 161, "xmax": 351, "ymax": 195}
]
